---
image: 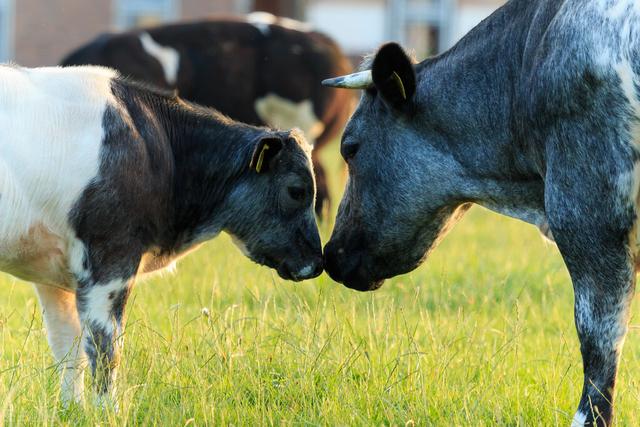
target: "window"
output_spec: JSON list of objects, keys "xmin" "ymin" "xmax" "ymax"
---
[
  {"xmin": 0, "ymin": 0, "xmax": 14, "ymax": 62},
  {"xmin": 114, "ymin": 0, "xmax": 178, "ymax": 30},
  {"xmin": 386, "ymin": 0, "xmax": 454, "ymax": 57},
  {"xmin": 235, "ymin": 0, "xmax": 253, "ymax": 14}
]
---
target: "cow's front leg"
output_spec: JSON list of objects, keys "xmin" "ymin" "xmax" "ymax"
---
[
  {"xmin": 34, "ymin": 284, "xmax": 86, "ymax": 405},
  {"xmin": 75, "ymin": 275, "xmax": 133, "ymax": 405},
  {"xmin": 568, "ymin": 266, "xmax": 634, "ymax": 426},
  {"xmin": 546, "ymin": 164, "xmax": 636, "ymax": 425},
  {"xmin": 548, "ymin": 221, "xmax": 635, "ymax": 426}
]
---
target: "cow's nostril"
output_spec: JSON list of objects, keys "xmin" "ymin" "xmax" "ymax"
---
[
  {"xmin": 323, "ymin": 246, "xmax": 345, "ymax": 282},
  {"xmin": 295, "ymin": 264, "xmax": 314, "ymax": 279}
]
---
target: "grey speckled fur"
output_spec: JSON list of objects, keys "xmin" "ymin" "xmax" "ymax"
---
[{"xmin": 324, "ymin": 1, "xmax": 640, "ymax": 425}]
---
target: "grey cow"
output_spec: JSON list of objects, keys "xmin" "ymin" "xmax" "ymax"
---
[{"xmin": 323, "ymin": 1, "xmax": 640, "ymax": 425}]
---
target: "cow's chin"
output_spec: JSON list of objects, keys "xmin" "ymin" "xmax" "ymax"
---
[
  {"xmin": 342, "ymin": 277, "xmax": 385, "ymax": 292},
  {"xmin": 247, "ymin": 250, "xmax": 321, "ymax": 282},
  {"xmin": 327, "ymin": 252, "xmax": 427, "ymax": 292},
  {"xmin": 340, "ymin": 260, "xmax": 418, "ymax": 292},
  {"xmin": 247, "ymin": 251, "xmax": 285, "ymax": 277}
]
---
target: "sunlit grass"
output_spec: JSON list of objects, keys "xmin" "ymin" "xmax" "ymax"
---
[{"xmin": 0, "ymin": 141, "xmax": 638, "ymax": 425}]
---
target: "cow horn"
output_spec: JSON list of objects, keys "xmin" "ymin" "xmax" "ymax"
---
[{"xmin": 321, "ymin": 70, "xmax": 373, "ymax": 89}]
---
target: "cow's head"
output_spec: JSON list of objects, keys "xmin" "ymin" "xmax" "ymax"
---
[
  {"xmin": 322, "ymin": 43, "xmax": 470, "ymax": 291},
  {"xmin": 224, "ymin": 129, "xmax": 323, "ymax": 281}
]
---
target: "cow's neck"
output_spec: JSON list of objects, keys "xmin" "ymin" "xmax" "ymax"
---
[
  {"xmin": 163, "ymin": 101, "xmax": 259, "ymax": 251},
  {"xmin": 416, "ymin": 0, "xmax": 547, "ymax": 224}
]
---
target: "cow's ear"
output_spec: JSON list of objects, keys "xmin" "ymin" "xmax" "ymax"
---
[
  {"xmin": 371, "ymin": 43, "xmax": 416, "ymax": 110},
  {"xmin": 250, "ymin": 136, "xmax": 284, "ymax": 173}
]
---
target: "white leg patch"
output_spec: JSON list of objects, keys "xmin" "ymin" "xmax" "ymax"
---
[
  {"xmin": 34, "ymin": 284, "xmax": 86, "ymax": 404},
  {"xmin": 254, "ymin": 93, "xmax": 325, "ymax": 141},
  {"xmin": 83, "ymin": 279, "xmax": 128, "ymax": 329},
  {"xmin": 139, "ymin": 32, "xmax": 180, "ymax": 85},
  {"xmin": 571, "ymin": 411, "xmax": 587, "ymax": 427}
]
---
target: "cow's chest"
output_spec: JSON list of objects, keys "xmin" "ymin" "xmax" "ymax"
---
[{"xmin": 137, "ymin": 244, "xmax": 201, "ymax": 277}]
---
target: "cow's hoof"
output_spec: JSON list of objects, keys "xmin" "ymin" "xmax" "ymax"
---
[{"xmin": 94, "ymin": 394, "xmax": 119, "ymax": 413}]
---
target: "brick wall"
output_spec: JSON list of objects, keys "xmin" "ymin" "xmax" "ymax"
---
[
  {"xmin": 15, "ymin": 0, "xmax": 112, "ymax": 67},
  {"xmin": 13, "ymin": 0, "xmax": 243, "ymax": 67},
  {"xmin": 181, "ymin": 0, "xmax": 241, "ymax": 21}
]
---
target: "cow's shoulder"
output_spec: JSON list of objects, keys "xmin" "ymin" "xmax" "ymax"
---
[{"xmin": 516, "ymin": 2, "xmax": 640, "ymax": 122}]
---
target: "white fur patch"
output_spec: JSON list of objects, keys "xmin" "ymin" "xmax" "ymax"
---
[
  {"xmin": 68, "ymin": 239, "xmax": 90, "ymax": 285},
  {"xmin": 615, "ymin": 60, "xmax": 640, "ymax": 145},
  {"xmin": 570, "ymin": 411, "xmax": 587, "ymax": 427},
  {"xmin": 614, "ymin": 61, "xmax": 640, "ymax": 251},
  {"xmin": 295, "ymin": 264, "xmax": 314, "ymax": 279},
  {"xmin": 247, "ymin": 11, "xmax": 275, "ymax": 35},
  {"xmin": 0, "ymin": 65, "xmax": 115, "ymax": 288},
  {"xmin": 139, "ymin": 32, "xmax": 180, "ymax": 85},
  {"xmin": 278, "ymin": 16, "xmax": 313, "ymax": 32},
  {"xmin": 247, "ymin": 12, "xmax": 313, "ymax": 35},
  {"xmin": 254, "ymin": 93, "xmax": 325, "ymax": 141},
  {"xmin": 616, "ymin": 163, "xmax": 640, "ymax": 223},
  {"xmin": 599, "ymin": 0, "xmax": 640, "ymax": 19},
  {"xmin": 83, "ymin": 280, "xmax": 128, "ymax": 329}
]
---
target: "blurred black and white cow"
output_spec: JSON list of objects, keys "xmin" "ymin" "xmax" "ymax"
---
[
  {"xmin": 0, "ymin": 64, "xmax": 322, "ymax": 404},
  {"xmin": 323, "ymin": 0, "xmax": 640, "ymax": 425},
  {"xmin": 61, "ymin": 12, "xmax": 355, "ymax": 216}
]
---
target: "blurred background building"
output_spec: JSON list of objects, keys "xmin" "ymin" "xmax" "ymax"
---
[{"xmin": 0, "ymin": 0, "xmax": 505, "ymax": 67}]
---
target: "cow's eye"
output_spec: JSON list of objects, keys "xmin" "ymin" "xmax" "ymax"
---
[
  {"xmin": 341, "ymin": 141, "xmax": 359, "ymax": 161},
  {"xmin": 287, "ymin": 186, "xmax": 305, "ymax": 202}
]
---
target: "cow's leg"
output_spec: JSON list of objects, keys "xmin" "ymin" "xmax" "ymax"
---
[
  {"xmin": 545, "ymin": 130, "xmax": 637, "ymax": 426},
  {"xmin": 548, "ymin": 204, "xmax": 635, "ymax": 426},
  {"xmin": 568, "ymin": 264, "xmax": 633, "ymax": 426},
  {"xmin": 33, "ymin": 284, "xmax": 85, "ymax": 405},
  {"xmin": 75, "ymin": 275, "xmax": 133, "ymax": 405}
]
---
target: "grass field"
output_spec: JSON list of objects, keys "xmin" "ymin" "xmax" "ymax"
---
[{"xmin": 1, "ymin": 144, "xmax": 639, "ymax": 426}]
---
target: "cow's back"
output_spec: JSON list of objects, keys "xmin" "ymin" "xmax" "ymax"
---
[{"xmin": 61, "ymin": 18, "xmax": 353, "ymax": 139}]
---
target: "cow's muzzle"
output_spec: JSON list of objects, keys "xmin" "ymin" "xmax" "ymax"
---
[
  {"xmin": 323, "ymin": 241, "xmax": 384, "ymax": 292},
  {"xmin": 278, "ymin": 256, "xmax": 323, "ymax": 282}
]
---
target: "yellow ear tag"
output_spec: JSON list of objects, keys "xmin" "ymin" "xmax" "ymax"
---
[
  {"xmin": 391, "ymin": 71, "xmax": 407, "ymax": 100},
  {"xmin": 255, "ymin": 143, "xmax": 270, "ymax": 173}
]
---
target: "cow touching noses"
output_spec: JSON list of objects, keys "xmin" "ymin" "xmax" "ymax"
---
[{"xmin": 223, "ymin": 129, "xmax": 323, "ymax": 282}]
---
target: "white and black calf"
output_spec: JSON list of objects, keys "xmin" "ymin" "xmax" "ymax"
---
[{"xmin": 0, "ymin": 64, "xmax": 322, "ymax": 404}]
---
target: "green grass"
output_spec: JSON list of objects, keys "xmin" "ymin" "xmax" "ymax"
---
[{"xmin": 1, "ymin": 143, "xmax": 639, "ymax": 425}]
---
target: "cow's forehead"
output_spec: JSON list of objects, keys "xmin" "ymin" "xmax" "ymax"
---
[
  {"xmin": 344, "ymin": 97, "xmax": 377, "ymax": 135},
  {"xmin": 288, "ymin": 128, "xmax": 313, "ymax": 154},
  {"xmin": 285, "ymin": 146, "xmax": 315, "ymax": 184}
]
